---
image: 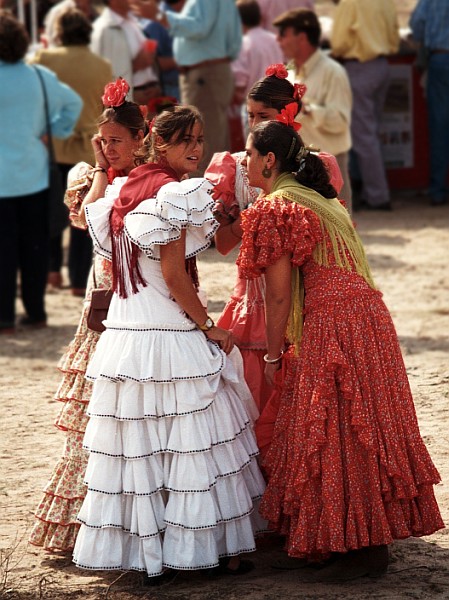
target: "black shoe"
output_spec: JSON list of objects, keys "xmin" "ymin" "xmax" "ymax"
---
[
  {"xmin": 0, "ymin": 322, "xmax": 16, "ymax": 334},
  {"xmin": 430, "ymin": 197, "xmax": 447, "ymax": 206},
  {"xmin": 18, "ymin": 316, "xmax": 47, "ymax": 329},
  {"xmin": 357, "ymin": 200, "xmax": 392, "ymax": 212},
  {"xmin": 144, "ymin": 569, "xmax": 178, "ymax": 586},
  {"xmin": 307, "ymin": 545, "xmax": 389, "ymax": 582}
]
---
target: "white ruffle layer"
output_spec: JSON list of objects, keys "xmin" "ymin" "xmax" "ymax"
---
[
  {"xmin": 85, "ymin": 326, "xmax": 225, "ymax": 385},
  {"xmin": 73, "ymin": 498, "xmax": 265, "ymax": 574},
  {"xmin": 86, "ymin": 177, "xmax": 218, "ymax": 261},
  {"xmin": 84, "ymin": 387, "xmax": 257, "ymax": 458},
  {"xmin": 79, "ymin": 458, "xmax": 264, "ymax": 533},
  {"xmin": 125, "ymin": 178, "xmax": 218, "ymax": 260}
]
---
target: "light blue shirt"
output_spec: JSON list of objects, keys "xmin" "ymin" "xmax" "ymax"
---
[
  {"xmin": 0, "ymin": 61, "xmax": 82, "ymax": 198},
  {"xmin": 410, "ymin": 0, "xmax": 449, "ymax": 51},
  {"xmin": 166, "ymin": 0, "xmax": 242, "ymax": 67}
]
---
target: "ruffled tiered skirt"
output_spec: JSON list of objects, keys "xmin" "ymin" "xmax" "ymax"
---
[
  {"xmin": 260, "ymin": 268, "xmax": 444, "ymax": 559},
  {"xmin": 30, "ymin": 259, "xmax": 111, "ymax": 552},
  {"xmin": 73, "ymin": 322, "xmax": 266, "ymax": 575},
  {"xmin": 217, "ymin": 273, "xmax": 272, "ymax": 412}
]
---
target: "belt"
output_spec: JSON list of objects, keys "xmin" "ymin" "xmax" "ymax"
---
[
  {"xmin": 134, "ymin": 81, "xmax": 159, "ymax": 92},
  {"xmin": 178, "ymin": 57, "xmax": 230, "ymax": 75},
  {"xmin": 339, "ymin": 55, "xmax": 387, "ymax": 63}
]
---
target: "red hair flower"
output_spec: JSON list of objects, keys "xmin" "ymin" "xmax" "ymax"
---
[
  {"xmin": 102, "ymin": 78, "xmax": 130, "ymax": 107},
  {"xmin": 293, "ymin": 83, "xmax": 307, "ymax": 100},
  {"xmin": 265, "ymin": 63, "xmax": 288, "ymax": 79},
  {"xmin": 275, "ymin": 102, "xmax": 302, "ymax": 131},
  {"xmin": 147, "ymin": 95, "xmax": 178, "ymax": 115}
]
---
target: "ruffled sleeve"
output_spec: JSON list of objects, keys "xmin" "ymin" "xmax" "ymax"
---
[
  {"xmin": 124, "ymin": 177, "xmax": 218, "ymax": 259},
  {"xmin": 85, "ymin": 176, "xmax": 129, "ymax": 260},
  {"xmin": 204, "ymin": 151, "xmax": 240, "ymax": 222},
  {"xmin": 237, "ymin": 196, "xmax": 323, "ymax": 279}
]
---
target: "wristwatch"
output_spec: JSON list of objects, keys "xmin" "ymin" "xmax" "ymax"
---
[{"xmin": 198, "ymin": 316, "xmax": 214, "ymax": 331}]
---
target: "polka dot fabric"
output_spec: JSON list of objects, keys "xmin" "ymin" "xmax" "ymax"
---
[{"xmin": 238, "ymin": 195, "xmax": 444, "ymax": 560}]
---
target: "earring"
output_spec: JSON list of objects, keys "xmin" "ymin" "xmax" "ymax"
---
[{"xmin": 262, "ymin": 167, "xmax": 272, "ymax": 178}]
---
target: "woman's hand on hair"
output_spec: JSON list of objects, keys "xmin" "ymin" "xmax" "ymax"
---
[
  {"xmin": 91, "ymin": 133, "xmax": 109, "ymax": 170},
  {"xmin": 205, "ymin": 326, "xmax": 234, "ymax": 355}
]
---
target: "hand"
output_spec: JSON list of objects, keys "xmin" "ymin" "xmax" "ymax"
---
[
  {"xmin": 130, "ymin": 0, "xmax": 159, "ymax": 20},
  {"xmin": 264, "ymin": 361, "xmax": 281, "ymax": 386},
  {"xmin": 91, "ymin": 133, "xmax": 109, "ymax": 170},
  {"xmin": 132, "ymin": 46, "xmax": 155, "ymax": 72},
  {"xmin": 205, "ymin": 326, "xmax": 234, "ymax": 354},
  {"xmin": 69, "ymin": 204, "xmax": 87, "ymax": 229}
]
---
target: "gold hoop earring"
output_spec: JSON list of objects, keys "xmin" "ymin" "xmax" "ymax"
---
[{"xmin": 262, "ymin": 167, "xmax": 272, "ymax": 178}]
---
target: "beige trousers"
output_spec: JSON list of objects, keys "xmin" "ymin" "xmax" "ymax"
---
[{"xmin": 180, "ymin": 61, "xmax": 234, "ymax": 175}]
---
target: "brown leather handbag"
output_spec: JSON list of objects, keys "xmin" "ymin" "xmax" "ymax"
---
[{"xmin": 86, "ymin": 265, "xmax": 113, "ymax": 333}]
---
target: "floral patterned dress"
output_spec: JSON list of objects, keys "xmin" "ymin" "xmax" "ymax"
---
[
  {"xmin": 237, "ymin": 189, "xmax": 444, "ymax": 560},
  {"xmin": 29, "ymin": 164, "xmax": 115, "ymax": 552}
]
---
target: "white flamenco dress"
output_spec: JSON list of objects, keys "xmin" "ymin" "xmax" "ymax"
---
[{"xmin": 72, "ymin": 176, "xmax": 267, "ymax": 576}]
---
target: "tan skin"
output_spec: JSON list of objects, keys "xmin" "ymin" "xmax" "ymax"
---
[
  {"xmin": 241, "ymin": 133, "xmax": 292, "ymax": 386},
  {"xmin": 71, "ymin": 121, "xmax": 144, "ymax": 228},
  {"xmin": 214, "ymin": 98, "xmax": 286, "ymax": 256},
  {"xmin": 156, "ymin": 122, "xmax": 233, "ymax": 354}
]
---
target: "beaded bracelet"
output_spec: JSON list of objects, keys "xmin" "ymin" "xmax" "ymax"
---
[
  {"xmin": 87, "ymin": 166, "xmax": 107, "ymax": 182},
  {"xmin": 263, "ymin": 350, "xmax": 284, "ymax": 364}
]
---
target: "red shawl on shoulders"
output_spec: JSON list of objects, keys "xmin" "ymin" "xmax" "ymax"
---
[{"xmin": 110, "ymin": 163, "xmax": 179, "ymax": 298}]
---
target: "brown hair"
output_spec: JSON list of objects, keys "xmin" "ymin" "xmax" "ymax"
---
[
  {"xmin": 251, "ymin": 120, "xmax": 336, "ymax": 199},
  {"xmin": 97, "ymin": 101, "xmax": 146, "ymax": 136},
  {"xmin": 248, "ymin": 73, "xmax": 302, "ymax": 114},
  {"xmin": 0, "ymin": 10, "xmax": 29, "ymax": 63},
  {"xmin": 54, "ymin": 8, "xmax": 92, "ymax": 46},
  {"xmin": 273, "ymin": 8, "xmax": 321, "ymax": 47},
  {"xmin": 136, "ymin": 104, "xmax": 204, "ymax": 165},
  {"xmin": 236, "ymin": 0, "xmax": 261, "ymax": 28}
]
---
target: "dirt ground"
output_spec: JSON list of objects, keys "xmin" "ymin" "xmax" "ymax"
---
[
  {"xmin": 2, "ymin": 1, "xmax": 448, "ymax": 598},
  {"xmin": 1, "ymin": 188, "xmax": 449, "ymax": 599}
]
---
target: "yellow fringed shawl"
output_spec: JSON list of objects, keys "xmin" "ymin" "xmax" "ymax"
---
[{"xmin": 267, "ymin": 173, "xmax": 376, "ymax": 353}]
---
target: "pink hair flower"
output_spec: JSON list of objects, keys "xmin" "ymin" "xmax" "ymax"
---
[
  {"xmin": 265, "ymin": 63, "xmax": 289, "ymax": 79},
  {"xmin": 102, "ymin": 78, "xmax": 130, "ymax": 108}
]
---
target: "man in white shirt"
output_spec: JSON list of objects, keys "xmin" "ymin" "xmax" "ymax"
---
[
  {"xmin": 91, "ymin": 0, "xmax": 160, "ymax": 103},
  {"xmin": 274, "ymin": 8, "xmax": 353, "ymax": 210}
]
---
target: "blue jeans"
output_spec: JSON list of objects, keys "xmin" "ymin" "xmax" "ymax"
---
[{"xmin": 426, "ymin": 53, "xmax": 449, "ymax": 203}]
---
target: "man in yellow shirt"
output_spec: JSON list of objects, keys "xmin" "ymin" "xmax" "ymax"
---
[
  {"xmin": 330, "ymin": 0, "xmax": 400, "ymax": 211},
  {"xmin": 273, "ymin": 9, "xmax": 353, "ymax": 211}
]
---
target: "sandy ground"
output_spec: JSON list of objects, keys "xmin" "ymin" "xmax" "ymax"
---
[
  {"xmin": 2, "ymin": 2, "xmax": 447, "ymax": 598},
  {"xmin": 1, "ymin": 189, "xmax": 449, "ymax": 599}
]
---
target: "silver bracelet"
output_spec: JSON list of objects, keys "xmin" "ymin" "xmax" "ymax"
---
[{"xmin": 263, "ymin": 350, "xmax": 284, "ymax": 364}]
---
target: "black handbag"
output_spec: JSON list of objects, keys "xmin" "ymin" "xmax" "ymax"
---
[
  {"xmin": 34, "ymin": 66, "xmax": 69, "ymax": 239},
  {"xmin": 86, "ymin": 264, "xmax": 113, "ymax": 333}
]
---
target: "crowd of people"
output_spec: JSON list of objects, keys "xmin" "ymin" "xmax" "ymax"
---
[{"xmin": 0, "ymin": 0, "xmax": 446, "ymax": 589}]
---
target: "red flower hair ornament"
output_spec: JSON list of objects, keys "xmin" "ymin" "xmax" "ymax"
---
[
  {"xmin": 102, "ymin": 78, "xmax": 130, "ymax": 107},
  {"xmin": 275, "ymin": 102, "xmax": 302, "ymax": 132},
  {"xmin": 265, "ymin": 63, "xmax": 288, "ymax": 79},
  {"xmin": 293, "ymin": 82, "xmax": 307, "ymax": 100}
]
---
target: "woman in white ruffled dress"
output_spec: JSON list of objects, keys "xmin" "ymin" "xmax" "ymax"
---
[{"xmin": 72, "ymin": 105, "xmax": 266, "ymax": 581}]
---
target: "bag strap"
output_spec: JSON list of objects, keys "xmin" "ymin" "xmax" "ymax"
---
[
  {"xmin": 33, "ymin": 66, "xmax": 56, "ymax": 163},
  {"xmin": 92, "ymin": 258, "xmax": 98, "ymax": 288}
]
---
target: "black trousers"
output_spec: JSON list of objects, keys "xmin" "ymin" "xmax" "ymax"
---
[
  {"xmin": 0, "ymin": 190, "xmax": 49, "ymax": 325},
  {"xmin": 48, "ymin": 163, "xmax": 93, "ymax": 289}
]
